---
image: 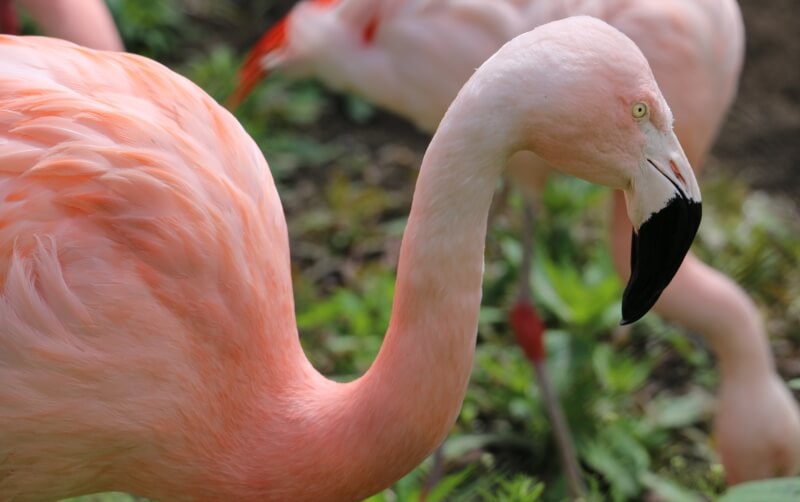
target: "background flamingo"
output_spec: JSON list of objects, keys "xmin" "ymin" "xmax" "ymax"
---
[
  {"xmin": 0, "ymin": 0, "xmax": 123, "ymax": 50},
  {"xmin": 230, "ymin": 0, "xmax": 800, "ymax": 484},
  {"xmin": 0, "ymin": 16, "xmax": 702, "ymax": 499}
]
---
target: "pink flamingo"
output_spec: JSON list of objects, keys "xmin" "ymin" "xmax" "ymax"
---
[
  {"xmin": 230, "ymin": 0, "xmax": 800, "ymax": 484},
  {"xmin": 0, "ymin": 0, "xmax": 123, "ymax": 50},
  {"xmin": 0, "ymin": 18, "xmax": 701, "ymax": 500}
]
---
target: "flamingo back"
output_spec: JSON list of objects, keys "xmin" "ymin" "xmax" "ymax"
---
[{"xmin": 0, "ymin": 35, "xmax": 297, "ymax": 499}]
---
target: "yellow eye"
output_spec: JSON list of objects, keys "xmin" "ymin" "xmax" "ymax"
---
[{"xmin": 632, "ymin": 102, "xmax": 648, "ymax": 119}]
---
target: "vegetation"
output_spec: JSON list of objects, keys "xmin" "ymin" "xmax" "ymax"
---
[{"xmin": 39, "ymin": 1, "xmax": 800, "ymax": 500}]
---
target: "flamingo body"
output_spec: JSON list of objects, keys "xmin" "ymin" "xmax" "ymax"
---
[
  {"xmin": 0, "ymin": 35, "xmax": 297, "ymax": 499},
  {"xmin": 0, "ymin": 0, "xmax": 123, "ymax": 51}
]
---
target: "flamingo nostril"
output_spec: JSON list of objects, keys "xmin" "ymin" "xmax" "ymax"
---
[{"xmin": 670, "ymin": 159, "xmax": 686, "ymax": 186}]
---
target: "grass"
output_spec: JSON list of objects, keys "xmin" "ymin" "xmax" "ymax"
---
[{"xmin": 51, "ymin": 0, "xmax": 800, "ymax": 500}]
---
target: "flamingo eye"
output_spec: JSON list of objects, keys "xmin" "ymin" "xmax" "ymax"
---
[{"xmin": 632, "ymin": 102, "xmax": 648, "ymax": 120}]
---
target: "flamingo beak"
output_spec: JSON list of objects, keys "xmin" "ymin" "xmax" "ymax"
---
[
  {"xmin": 621, "ymin": 133, "xmax": 702, "ymax": 325},
  {"xmin": 227, "ymin": 17, "xmax": 290, "ymax": 110}
]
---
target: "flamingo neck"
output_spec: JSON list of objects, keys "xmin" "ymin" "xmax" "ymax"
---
[
  {"xmin": 703, "ymin": 283, "xmax": 775, "ymax": 382},
  {"xmin": 243, "ymin": 92, "xmax": 512, "ymax": 500},
  {"xmin": 665, "ymin": 255, "xmax": 775, "ymax": 381}
]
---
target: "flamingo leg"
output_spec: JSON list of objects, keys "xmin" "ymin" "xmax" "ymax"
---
[
  {"xmin": 418, "ymin": 444, "xmax": 445, "ymax": 502},
  {"xmin": 488, "ymin": 178, "xmax": 511, "ymax": 230},
  {"xmin": 0, "ymin": 0, "xmax": 18, "ymax": 34},
  {"xmin": 510, "ymin": 195, "xmax": 586, "ymax": 499}
]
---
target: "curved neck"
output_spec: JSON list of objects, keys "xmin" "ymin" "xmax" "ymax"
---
[
  {"xmin": 255, "ymin": 94, "xmax": 512, "ymax": 500},
  {"xmin": 683, "ymin": 257, "xmax": 775, "ymax": 381},
  {"xmin": 649, "ymin": 252, "xmax": 775, "ymax": 381}
]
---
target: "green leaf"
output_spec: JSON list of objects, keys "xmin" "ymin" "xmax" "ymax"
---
[
  {"xmin": 582, "ymin": 423, "xmax": 650, "ymax": 500},
  {"xmin": 60, "ymin": 494, "xmax": 145, "ymax": 502},
  {"xmin": 640, "ymin": 471, "xmax": 704, "ymax": 502},
  {"xmin": 345, "ymin": 95, "xmax": 377, "ymax": 124},
  {"xmin": 718, "ymin": 477, "xmax": 800, "ymax": 502},
  {"xmin": 443, "ymin": 434, "xmax": 531, "ymax": 459},
  {"xmin": 425, "ymin": 466, "xmax": 475, "ymax": 502},
  {"xmin": 478, "ymin": 474, "xmax": 545, "ymax": 502},
  {"xmin": 645, "ymin": 387, "xmax": 714, "ymax": 429},
  {"xmin": 592, "ymin": 344, "xmax": 651, "ymax": 394}
]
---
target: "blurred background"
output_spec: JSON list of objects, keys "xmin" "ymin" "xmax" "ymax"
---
[{"xmin": 11, "ymin": 0, "xmax": 799, "ymax": 500}]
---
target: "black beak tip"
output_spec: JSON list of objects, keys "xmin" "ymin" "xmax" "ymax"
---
[
  {"xmin": 621, "ymin": 197, "xmax": 702, "ymax": 325},
  {"xmin": 620, "ymin": 295, "xmax": 656, "ymax": 326}
]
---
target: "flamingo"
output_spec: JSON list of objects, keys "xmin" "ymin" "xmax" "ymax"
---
[
  {"xmin": 230, "ymin": 0, "xmax": 800, "ymax": 484},
  {"xmin": 0, "ymin": 18, "xmax": 702, "ymax": 500},
  {"xmin": 0, "ymin": 0, "xmax": 123, "ymax": 50}
]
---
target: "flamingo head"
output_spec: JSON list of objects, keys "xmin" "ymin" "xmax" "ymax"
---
[
  {"xmin": 486, "ymin": 17, "xmax": 702, "ymax": 323},
  {"xmin": 228, "ymin": 0, "xmax": 379, "ymax": 109}
]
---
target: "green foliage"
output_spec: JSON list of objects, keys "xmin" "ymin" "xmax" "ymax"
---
[
  {"xmin": 107, "ymin": 0, "xmax": 189, "ymax": 60},
  {"xmin": 296, "ymin": 266, "xmax": 393, "ymax": 376},
  {"xmin": 718, "ymin": 477, "xmax": 800, "ymax": 502},
  {"xmin": 529, "ymin": 243, "xmax": 621, "ymax": 333},
  {"xmin": 365, "ymin": 466, "xmax": 476, "ymax": 502},
  {"xmin": 61, "ymin": 494, "xmax": 144, "ymax": 502},
  {"xmin": 179, "ymin": 45, "xmax": 241, "ymax": 103},
  {"xmin": 583, "ymin": 421, "xmax": 650, "ymax": 500},
  {"xmin": 478, "ymin": 475, "xmax": 545, "ymax": 501}
]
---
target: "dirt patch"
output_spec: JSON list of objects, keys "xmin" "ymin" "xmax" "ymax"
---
[{"xmin": 710, "ymin": 0, "xmax": 800, "ymax": 200}]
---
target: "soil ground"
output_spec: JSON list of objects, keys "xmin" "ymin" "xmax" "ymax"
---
[{"xmin": 712, "ymin": 0, "xmax": 800, "ymax": 201}]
